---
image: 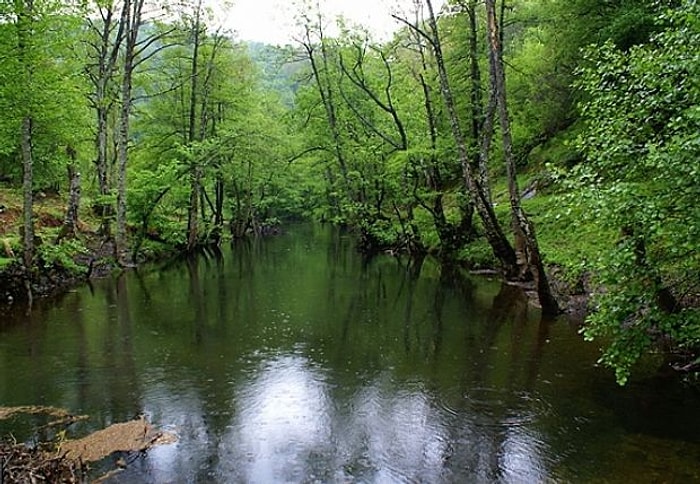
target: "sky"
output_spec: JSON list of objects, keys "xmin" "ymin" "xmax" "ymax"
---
[{"xmin": 219, "ymin": 0, "xmax": 434, "ymax": 45}]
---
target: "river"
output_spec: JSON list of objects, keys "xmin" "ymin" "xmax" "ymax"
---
[{"xmin": 1, "ymin": 224, "xmax": 699, "ymax": 482}]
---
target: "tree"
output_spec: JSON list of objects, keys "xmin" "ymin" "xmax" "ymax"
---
[
  {"xmin": 295, "ymin": 3, "xmax": 351, "ymax": 215},
  {"xmin": 115, "ymin": 0, "xmax": 145, "ymax": 262},
  {"xmin": 394, "ymin": 0, "xmax": 519, "ymax": 275},
  {"xmin": 574, "ymin": 0, "xmax": 700, "ymax": 383},
  {"xmin": 484, "ymin": 0, "xmax": 559, "ymax": 314},
  {"xmin": 0, "ymin": 0, "xmax": 89, "ymax": 300},
  {"xmin": 85, "ymin": 0, "xmax": 128, "ymax": 236}
]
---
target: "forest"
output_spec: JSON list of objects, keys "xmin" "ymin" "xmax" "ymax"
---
[{"xmin": 0, "ymin": 0, "xmax": 698, "ymax": 386}]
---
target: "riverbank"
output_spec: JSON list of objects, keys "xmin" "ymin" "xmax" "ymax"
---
[
  {"xmin": 0, "ymin": 188, "xmax": 179, "ymax": 306},
  {"xmin": 0, "ymin": 185, "xmax": 593, "ymax": 315},
  {"xmin": 0, "ymin": 407, "xmax": 176, "ymax": 482}
]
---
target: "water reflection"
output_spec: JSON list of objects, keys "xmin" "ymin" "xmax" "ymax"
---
[
  {"xmin": 1, "ymin": 225, "xmax": 700, "ymax": 482},
  {"xmin": 221, "ymin": 354, "xmax": 331, "ymax": 482}
]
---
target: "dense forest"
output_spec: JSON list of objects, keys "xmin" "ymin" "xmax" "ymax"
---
[{"xmin": 0, "ymin": 0, "xmax": 697, "ymax": 385}]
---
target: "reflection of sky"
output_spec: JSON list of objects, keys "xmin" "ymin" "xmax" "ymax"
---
[
  {"xmin": 139, "ymin": 381, "xmax": 211, "ymax": 482},
  {"xmin": 218, "ymin": 353, "xmax": 548, "ymax": 483},
  {"xmin": 114, "ymin": 353, "xmax": 550, "ymax": 482},
  {"xmin": 220, "ymin": 355, "xmax": 333, "ymax": 482}
]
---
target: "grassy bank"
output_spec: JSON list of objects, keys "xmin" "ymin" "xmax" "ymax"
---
[{"xmin": 0, "ymin": 188, "xmax": 177, "ymax": 304}]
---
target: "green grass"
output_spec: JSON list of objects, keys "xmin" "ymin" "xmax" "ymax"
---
[{"xmin": 522, "ymin": 192, "xmax": 615, "ymax": 281}]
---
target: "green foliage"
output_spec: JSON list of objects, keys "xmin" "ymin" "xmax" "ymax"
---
[
  {"xmin": 0, "ymin": 3, "xmax": 91, "ymax": 190},
  {"xmin": 37, "ymin": 239, "xmax": 88, "ymax": 276},
  {"xmin": 457, "ymin": 238, "xmax": 497, "ymax": 269},
  {"xmin": 573, "ymin": 0, "xmax": 700, "ymax": 383},
  {"xmin": 523, "ymin": 191, "xmax": 615, "ymax": 283}
]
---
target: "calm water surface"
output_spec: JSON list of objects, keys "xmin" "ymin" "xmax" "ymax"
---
[{"xmin": 1, "ymin": 224, "xmax": 699, "ymax": 483}]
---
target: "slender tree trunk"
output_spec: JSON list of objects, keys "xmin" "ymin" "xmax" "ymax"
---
[
  {"xmin": 186, "ymin": 0, "xmax": 202, "ymax": 252},
  {"xmin": 187, "ymin": 168, "xmax": 201, "ymax": 250},
  {"xmin": 116, "ymin": 62, "xmax": 132, "ymax": 263},
  {"xmin": 485, "ymin": 0, "xmax": 560, "ymax": 314},
  {"xmin": 408, "ymin": 5, "xmax": 473, "ymax": 255},
  {"xmin": 115, "ymin": 0, "xmax": 143, "ymax": 264},
  {"xmin": 212, "ymin": 173, "xmax": 224, "ymax": 245},
  {"xmin": 423, "ymin": 0, "xmax": 518, "ymax": 276},
  {"xmin": 89, "ymin": 2, "xmax": 125, "ymax": 237},
  {"xmin": 56, "ymin": 147, "xmax": 81, "ymax": 243},
  {"xmin": 16, "ymin": 0, "xmax": 35, "ymax": 307},
  {"xmin": 95, "ymin": 103, "xmax": 111, "ymax": 233},
  {"xmin": 21, "ymin": 116, "xmax": 34, "ymax": 270},
  {"xmin": 301, "ymin": 16, "xmax": 350, "ymax": 199}
]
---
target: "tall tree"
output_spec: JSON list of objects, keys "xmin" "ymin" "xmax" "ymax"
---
[
  {"xmin": 185, "ymin": 0, "xmax": 203, "ymax": 251},
  {"xmin": 115, "ymin": 0, "xmax": 144, "ymax": 262},
  {"xmin": 15, "ymin": 0, "xmax": 35, "ymax": 273},
  {"xmin": 484, "ymin": 0, "xmax": 559, "ymax": 314},
  {"xmin": 85, "ymin": 0, "xmax": 127, "ymax": 236},
  {"xmin": 394, "ymin": 0, "xmax": 519, "ymax": 276}
]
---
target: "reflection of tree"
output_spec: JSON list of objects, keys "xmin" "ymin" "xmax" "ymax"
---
[
  {"xmin": 186, "ymin": 256, "xmax": 205, "ymax": 345},
  {"xmin": 96, "ymin": 275, "xmax": 141, "ymax": 425},
  {"xmin": 393, "ymin": 256, "xmax": 425, "ymax": 354},
  {"xmin": 70, "ymin": 292, "xmax": 89, "ymax": 411},
  {"xmin": 432, "ymin": 267, "xmax": 477, "ymax": 359},
  {"xmin": 212, "ymin": 247, "xmax": 229, "ymax": 331},
  {"xmin": 524, "ymin": 316, "xmax": 551, "ymax": 390},
  {"xmin": 444, "ymin": 281, "xmax": 537, "ymax": 480}
]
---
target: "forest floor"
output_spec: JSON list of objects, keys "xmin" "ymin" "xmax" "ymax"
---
[{"xmin": 0, "ymin": 187, "xmax": 177, "ymax": 305}]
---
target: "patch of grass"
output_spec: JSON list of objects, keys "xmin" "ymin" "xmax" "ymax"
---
[
  {"xmin": 457, "ymin": 238, "xmax": 497, "ymax": 269},
  {"xmin": 522, "ymin": 192, "xmax": 615, "ymax": 282}
]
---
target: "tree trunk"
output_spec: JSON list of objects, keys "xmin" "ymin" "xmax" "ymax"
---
[
  {"xmin": 423, "ymin": 0, "xmax": 519, "ymax": 277},
  {"xmin": 301, "ymin": 16, "xmax": 350, "ymax": 200},
  {"xmin": 88, "ymin": 2, "xmax": 127, "ymax": 237},
  {"xmin": 21, "ymin": 116, "xmax": 34, "ymax": 270},
  {"xmin": 95, "ymin": 103, "xmax": 112, "ymax": 234},
  {"xmin": 212, "ymin": 173, "xmax": 224, "ymax": 245},
  {"xmin": 485, "ymin": 0, "xmax": 560, "ymax": 314},
  {"xmin": 187, "ymin": 167, "xmax": 201, "ymax": 251},
  {"xmin": 56, "ymin": 147, "xmax": 81, "ymax": 243},
  {"xmin": 186, "ymin": 0, "xmax": 202, "ymax": 251},
  {"xmin": 115, "ymin": 0, "xmax": 139, "ymax": 264}
]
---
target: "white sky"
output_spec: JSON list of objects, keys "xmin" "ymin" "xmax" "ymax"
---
[{"xmin": 217, "ymin": 0, "xmax": 440, "ymax": 45}]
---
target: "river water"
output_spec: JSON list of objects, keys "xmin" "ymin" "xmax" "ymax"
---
[{"xmin": 1, "ymin": 224, "xmax": 699, "ymax": 482}]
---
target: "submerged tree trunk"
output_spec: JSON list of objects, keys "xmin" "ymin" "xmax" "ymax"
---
[{"xmin": 485, "ymin": 0, "xmax": 560, "ymax": 314}]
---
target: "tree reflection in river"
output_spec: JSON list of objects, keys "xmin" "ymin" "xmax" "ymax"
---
[{"xmin": 2, "ymin": 224, "xmax": 699, "ymax": 482}]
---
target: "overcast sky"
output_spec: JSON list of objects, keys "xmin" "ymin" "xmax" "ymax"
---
[{"xmin": 219, "ymin": 0, "xmax": 440, "ymax": 45}]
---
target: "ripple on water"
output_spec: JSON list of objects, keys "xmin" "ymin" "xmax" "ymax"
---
[{"xmin": 457, "ymin": 387, "xmax": 553, "ymax": 428}]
